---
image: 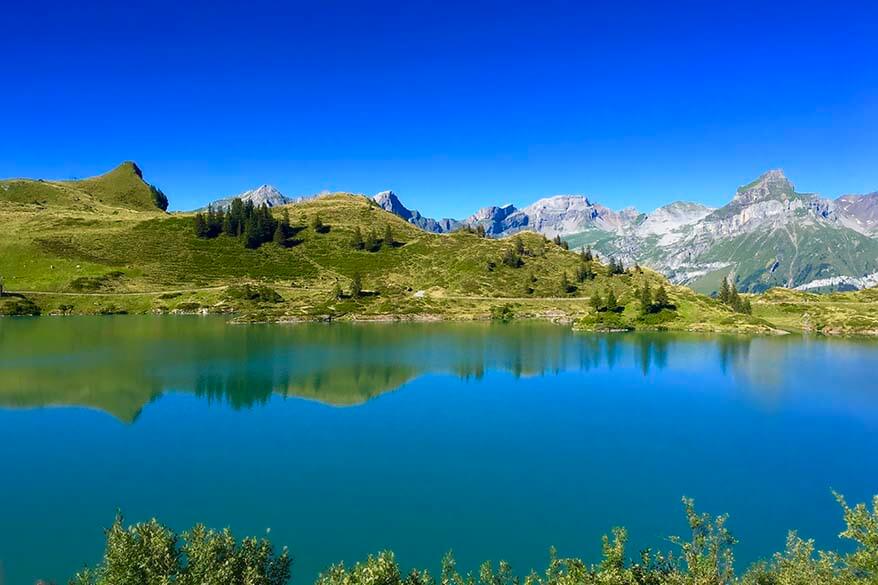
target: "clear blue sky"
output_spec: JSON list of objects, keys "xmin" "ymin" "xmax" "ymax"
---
[{"xmin": 2, "ymin": 0, "xmax": 877, "ymax": 215}]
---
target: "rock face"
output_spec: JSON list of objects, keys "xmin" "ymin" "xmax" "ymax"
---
[
  {"xmin": 836, "ymin": 192, "xmax": 878, "ymax": 235},
  {"xmin": 375, "ymin": 170, "xmax": 878, "ymax": 293},
  {"xmin": 206, "ymin": 185, "xmax": 292, "ymax": 210},
  {"xmin": 372, "ymin": 190, "xmax": 461, "ymax": 233},
  {"xmin": 575, "ymin": 170, "xmax": 878, "ymax": 293}
]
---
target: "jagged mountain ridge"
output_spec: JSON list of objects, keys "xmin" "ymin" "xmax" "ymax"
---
[
  {"xmin": 204, "ymin": 184, "xmax": 329, "ymax": 211},
  {"xmin": 197, "ymin": 171, "xmax": 878, "ymax": 294},
  {"xmin": 368, "ymin": 171, "xmax": 878, "ymax": 293}
]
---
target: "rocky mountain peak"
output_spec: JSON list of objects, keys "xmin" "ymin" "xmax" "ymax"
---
[
  {"xmin": 373, "ymin": 190, "xmax": 413, "ymax": 220},
  {"xmin": 734, "ymin": 169, "xmax": 796, "ymax": 204}
]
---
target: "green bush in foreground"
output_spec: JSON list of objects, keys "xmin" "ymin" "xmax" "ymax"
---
[
  {"xmin": 71, "ymin": 514, "xmax": 291, "ymax": 585},
  {"xmin": 71, "ymin": 494, "xmax": 878, "ymax": 585}
]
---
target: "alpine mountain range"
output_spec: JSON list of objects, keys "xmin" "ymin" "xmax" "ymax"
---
[{"xmin": 205, "ymin": 170, "xmax": 878, "ymax": 294}]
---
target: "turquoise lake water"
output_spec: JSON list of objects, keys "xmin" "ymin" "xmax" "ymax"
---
[{"xmin": 0, "ymin": 317, "xmax": 876, "ymax": 584}]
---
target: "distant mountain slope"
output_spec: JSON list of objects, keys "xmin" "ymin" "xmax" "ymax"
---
[
  {"xmin": 0, "ymin": 162, "xmax": 168, "ymax": 212},
  {"xmin": 564, "ymin": 170, "xmax": 878, "ymax": 293},
  {"xmin": 836, "ymin": 192, "xmax": 878, "ymax": 236},
  {"xmin": 371, "ymin": 170, "xmax": 878, "ymax": 294}
]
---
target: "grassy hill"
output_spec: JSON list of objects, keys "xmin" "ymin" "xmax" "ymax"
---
[
  {"xmin": 1, "ymin": 163, "xmax": 876, "ymax": 335},
  {"xmin": 0, "ymin": 161, "xmax": 167, "ymax": 212}
]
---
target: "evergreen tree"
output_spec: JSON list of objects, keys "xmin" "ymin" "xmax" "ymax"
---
[
  {"xmin": 311, "ymin": 214, "xmax": 325, "ymax": 233},
  {"xmin": 351, "ymin": 226, "xmax": 364, "ymax": 250},
  {"xmin": 553, "ymin": 235, "xmax": 562, "ymax": 246},
  {"xmin": 606, "ymin": 287, "xmax": 618, "ymax": 311},
  {"xmin": 729, "ymin": 283, "xmax": 741, "ymax": 312},
  {"xmin": 654, "ymin": 285, "xmax": 670, "ymax": 308},
  {"xmin": 719, "ymin": 277, "xmax": 731, "ymax": 304},
  {"xmin": 560, "ymin": 272, "xmax": 573, "ymax": 294},
  {"xmin": 350, "ymin": 273, "xmax": 363, "ymax": 298},
  {"xmin": 243, "ymin": 219, "xmax": 260, "ymax": 249},
  {"xmin": 383, "ymin": 224, "xmax": 394, "ymax": 248},
  {"xmin": 561, "ymin": 239, "xmax": 569, "ymax": 250},
  {"xmin": 640, "ymin": 282, "xmax": 653, "ymax": 314},
  {"xmin": 272, "ymin": 222, "xmax": 286, "ymax": 246},
  {"xmin": 222, "ymin": 210, "xmax": 232, "ymax": 235},
  {"xmin": 281, "ymin": 208, "xmax": 291, "ymax": 237},
  {"xmin": 590, "ymin": 290, "xmax": 603, "ymax": 311},
  {"xmin": 364, "ymin": 229, "xmax": 378, "ymax": 252},
  {"xmin": 742, "ymin": 298, "xmax": 752, "ymax": 315},
  {"xmin": 229, "ymin": 198, "xmax": 245, "ymax": 236},
  {"xmin": 331, "ymin": 281, "xmax": 343, "ymax": 300},
  {"xmin": 584, "ymin": 246, "xmax": 593, "ymax": 262},
  {"xmin": 194, "ymin": 213, "xmax": 208, "ymax": 238},
  {"xmin": 476, "ymin": 225, "xmax": 486, "ymax": 238},
  {"xmin": 502, "ymin": 247, "xmax": 522, "ymax": 268},
  {"xmin": 514, "ymin": 236, "xmax": 525, "ymax": 255}
]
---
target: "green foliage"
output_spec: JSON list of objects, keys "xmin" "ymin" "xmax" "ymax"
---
[
  {"xmin": 718, "ymin": 277, "xmax": 752, "ymax": 315},
  {"xmin": 70, "ymin": 514, "xmax": 290, "ymax": 585},
  {"xmin": 384, "ymin": 224, "xmax": 395, "ymax": 249},
  {"xmin": 350, "ymin": 272, "xmax": 363, "ymax": 298},
  {"xmin": 490, "ymin": 303, "xmax": 515, "ymax": 322},
  {"xmin": 351, "ymin": 226, "xmax": 365, "ymax": 250},
  {"xmin": 502, "ymin": 246, "xmax": 523, "ymax": 268},
  {"xmin": 560, "ymin": 272, "xmax": 576, "ymax": 294},
  {"xmin": 311, "ymin": 214, "xmax": 329, "ymax": 233},
  {"xmin": 224, "ymin": 284, "xmax": 283, "ymax": 303},
  {"xmin": 68, "ymin": 271, "xmax": 125, "ymax": 292},
  {"xmin": 364, "ymin": 229, "xmax": 380, "ymax": 252},
  {"xmin": 0, "ymin": 294, "xmax": 41, "ymax": 316},
  {"xmin": 607, "ymin": 257, "xmax": 625, "ymax": 275}
]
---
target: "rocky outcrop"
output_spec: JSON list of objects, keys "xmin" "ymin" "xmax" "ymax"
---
[
  {"xmin": 206, "ymin": 185, "xmax": 291, "ymax": 210},
  {"xmin": 372, "ymin": 190, "xmax": 461, "ymax": 233}
]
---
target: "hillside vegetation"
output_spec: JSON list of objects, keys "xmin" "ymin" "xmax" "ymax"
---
[{"xmin": 1, "ymin": 163, "xmax": 876, "ymax": 335}]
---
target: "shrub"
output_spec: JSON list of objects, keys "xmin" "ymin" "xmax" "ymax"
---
[{"xmin": 224, "ymin": 284, "xmax": 283, "ymax": 303}]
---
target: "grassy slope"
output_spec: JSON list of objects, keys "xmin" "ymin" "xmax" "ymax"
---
[{"xmin": 2, "ymin": 164, "xmax": 876, "ymax": 334}]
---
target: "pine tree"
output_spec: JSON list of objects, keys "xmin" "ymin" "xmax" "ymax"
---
[
  {"xmin": 502, "ymin": 247, "xmax": 522, "ymax": 268},
  {"xmin": 350, "ymin": 273, "xmax": 363, "ymax": 298},
  {"xmin": 584, "ymin": 246, "xmax": 593, "ymax": 262},
  {"xmin": 476, "ymin": 225, "xmax": 486, "ymax": 238},
  {"xmin": 590, "ymin": 290, "xmax": 603, "ymax": 311},
  {"xmin": 654, "ymin": 285, "xmax": 670, "ymax": 309},
  {"xmin": 331, "ymin": 281, "xmax": 343, "ymax": 300},
  {"xmin": 729, "ymin": 283, "xmax": 741, "ymax": 312},
  {"xmin": 553, "ymin": 235, "xmax": 562, "ymax": 246},
  {"xmin": 742, "ymin": 298, "xmax": 752, "ymax": 315},
  {"xmin": 364, "ymin": 229, "xmax": 378, "ymax": 252},
  {"xmin": 194, "ymin": 213, "xmax": 208, "ymax": 238},
  {"xmin": 606, "ymin": 287, "xmax": 618, "ymax": 311},
  {"xmin": 351, "ymin": 226, "xmax": 364, "ymax": 250},
  {"xmin": 383, "ymin": 224, "xmax": 394, "ymax": 249},
  {"xmin": 719, "ymin": 277, "xmax": 731, "ymax": 304},
  {"xmin": 229, "ymin": 198, "xmax": 245, "ymax": 236},
  {"xmin": 514, "ymin": 236, "xmax": 525, "ymax": 255},
  {"xmin": 560, "ymin": 272, "xmax": 572, "ymax": 294},
  {"xmin": 243, "ymin": 219, "xmax": 260, "ymax": 249},
  {"xmin": 640, "ymin": 282, "xmax": 653, "ymax": 314},
  {"xmin": 561, "ymin": 240, "xmax": 569, "ymax": 250},
  {"xmin": 281, "ymin": 209, "xmax": 291, "ymax": 236},
  {"xmin": 272, "ymin": 222, "xmax": 286, "ymax": 246},
  {"xmin": 311, "ymin": 214, "xmax": 324, "ymax": 233}
]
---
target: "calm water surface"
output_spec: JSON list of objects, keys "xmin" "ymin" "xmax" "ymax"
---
[{"xmin": 0, "ymin": 317, "xmax": 877, "ymax": 584}]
